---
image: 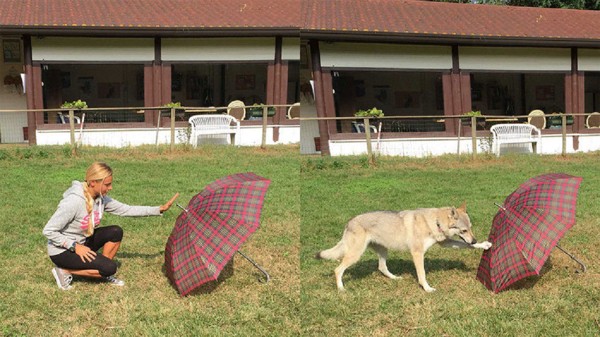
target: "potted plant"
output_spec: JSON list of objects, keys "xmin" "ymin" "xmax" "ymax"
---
[
  {"xmin": 462, "ymin": 110, "xmax": 485, "ymax": 129},
  {"xmin": 160, "ymin": 101, "xmax": 184, "ymax": 122},
  {"xmin": 248, "ymin": 104, "xmax": 276, "ymax": 119},
  {"xmin": 354, "ymin": 107, "xmax": 384, "ymax": 119},
  {"xmin": 59, "ymin": 100, "xmax": 88, "ymax": 123},
  {"xmin": 61, "ymin": 99, "xmax": 88, "ymax": 110},
  {"xmin": 353, "ymin": 107, "xmax": 384, "ymax": 132}
]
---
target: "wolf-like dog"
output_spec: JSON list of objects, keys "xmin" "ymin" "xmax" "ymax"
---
[{"xmin": 316, "ymin": 204, "xmax": 492, "ymax": 292}]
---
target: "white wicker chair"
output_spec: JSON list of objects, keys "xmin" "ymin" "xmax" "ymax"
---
[
  {"xmin": 188, "ymin": 114, "xmax": 240, "ymax": 146},
  {"xmin": 57, "ymin": 112, "xmax": 81, "ymax": 124},
  {"xmin": 227, "ymin": 100, "xmax": 246, "ymax": 121},
  {"xmin": 586, "ymin": 112, "xmax": 600, "ymax": 128},
  {"xmin": 287, "ymin": 102, "xmax": 300, "ymax": 119},
  {"xmin": 527, "ymin": 109, "xmax": 546, "ymax": 129},
  {"xmin": 352, "ymin": 122, "xmax": 378, "ymax": 133},
  {"xmin": 490, "ymin": 123, "xmax": 541, "ymax": 156}
]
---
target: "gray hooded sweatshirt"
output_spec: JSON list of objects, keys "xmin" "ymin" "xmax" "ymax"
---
[{"xmin": 43, "ymin": 181, "xmax": 161, "ymax": 256}]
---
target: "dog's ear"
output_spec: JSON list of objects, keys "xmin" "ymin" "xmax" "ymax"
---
[
  {"xmin": 458, "ymin": 201, "xmax": 467, "ymax": 212},
  {"xmin": 449, "ymin": 207, "xmax": 458, "ymax": 220}
]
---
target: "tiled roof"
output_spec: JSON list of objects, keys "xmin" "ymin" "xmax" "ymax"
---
[
  {"xmin": 302, "ymin": 0, "xmax": 600, "ymax": 43},
  {"xmin": 0, "ymin": 0, "xmax": 300, "ymax": 34},
  {"xmin": 3, "ymin": 0, "xmax": 600, "ymax": 44}
]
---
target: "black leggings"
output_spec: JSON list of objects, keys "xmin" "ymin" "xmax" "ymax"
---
[{"xmin": 49, "ymin": 225, "xmax": 123, "ymax": 277}]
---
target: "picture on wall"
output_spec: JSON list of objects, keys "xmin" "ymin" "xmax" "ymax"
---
[
  {"xmin": 395, "ymin": 91, "xmax": 420, "ymax": 109},
  {"xmin": 98, "ymin": 83, "xmax": 121, "ymax": 99},
  {"xmin": 2, "ymin": 39, "xmax": 21, "ymax": 63},
  {"xmin": 77, "ymin": 76, "xmax": 94, "ymax": 98},
  {"xmin": 354, "ymin": 80, "xmax": 365, "ymax": 97},
  {"xmin": 536, "ymin": 85, "xmax": 555, "ymax": 101},
  {"xmin": 373, "ymin": 85, "xmax": 389, "ymax": 103},
  {"xmin": 60, "ymin": 72, "xmax": 71, "ymax": 89},
  {"xmin": 235, "ymin": 74, "xmax": 256, "ymax": 90},
  {"xmin": 487, "ymin": 85, "xmax": 503, "ymax": 110}
]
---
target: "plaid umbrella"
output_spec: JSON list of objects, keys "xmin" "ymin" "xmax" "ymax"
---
[
  {"xmin": 164, "ymin": 172, "xmax": 271, "ymax": 296},
  {"xmin": 476, "ymin": 173, "xmax": 583, "ymax": 293}
]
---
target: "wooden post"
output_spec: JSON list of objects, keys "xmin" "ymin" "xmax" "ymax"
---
[
  {"xmin": 155, "ymin": 110, "xmax": 161, "ymax": 148},
  {"xmin": 261, "ymin": 106, "xmax": 268, "ymax": 149},
  {"xmin": 69, "ymin": 109, "xmax": 76, "ymax": 156},
  {"xmin": 471, "ymin": 116, "xmax": 477, "ymax": 158},
  {"xmin": 170, "ymin": 108, "xmax": 175, "ymax": 151},
  {"xmin": 364, "ymin": 118, "xmax": 375, "ymax": 166},
  {"xmin": 562, "ymin": 114, "xmax": 567, "ymax": 156}
]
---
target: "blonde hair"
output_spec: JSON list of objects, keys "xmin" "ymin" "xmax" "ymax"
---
[{"xmin": 82, "ymin": 162, "xmax": 112, "ymax": 236}]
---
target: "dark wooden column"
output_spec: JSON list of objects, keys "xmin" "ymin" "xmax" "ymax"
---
[
  {"xmin": 23, "ymin": 35, "xmax": 38, "ymax": 144},
  {"xmin": 566, "ymin": 48, "xmax": 584, "ymax": 150},
  {"xmin": 443, "ymin": 45, "xmax": 471, "ymax": 136},
  {"xmin": 271, "ymin": 37, "xmax": 284, "ymax": 142},
  {"xmin": 309, "ymin": 40, "xmax": 331, "ymax": 155}
]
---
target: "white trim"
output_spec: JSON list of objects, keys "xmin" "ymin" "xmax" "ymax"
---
[
  {"xmin": 282, "ymin": 38, "xmax": 300, "ymax": 60},
  {"xmin": 578, "ymin": 49, "xmax": 600, "ymax": 71},
  {"xmin": 32, "ymin": 37, "xmax": 154, "ymax": 62},
  {"xmin": 319, "ymin": 42, "xmax": 452, "ymax": 69},
  {"xmin": 162, "ymin": 38, "xmax": 275, "ymax": 61},
  {"xmin": 459, "ymin": 47, "xmax": 571, "ymax": 71}
]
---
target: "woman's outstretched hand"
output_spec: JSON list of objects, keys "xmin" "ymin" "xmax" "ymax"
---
[{"xmin": 160, "ymin": 193, "xmax": 180, "ymax": 213}]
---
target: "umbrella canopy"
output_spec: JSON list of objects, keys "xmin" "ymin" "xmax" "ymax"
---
[
  {"xmin": 476, "ymin": 173, "xmax": 582, "ymax": 293},
  {"xmin": 165, "ymin": 172, "xmax": 271, "ymax": 296}
]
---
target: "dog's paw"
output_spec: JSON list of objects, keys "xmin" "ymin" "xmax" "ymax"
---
[
  {"xmin": 424, "ymin": 286, "xmax": 436, "ymax": 293},
  {"xmin": 472, "ymin": 241, "xmax": 492, "ymax": 250},
  {"xmin": 480, "ymin": 241, "xmax": 492, "ymax": 250}
]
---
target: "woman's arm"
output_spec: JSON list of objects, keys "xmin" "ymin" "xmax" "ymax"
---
[
  {"xmin": 103, "ymin": 193, "xmax": 179, "ymax": 216},
  {"xmin": 42, "ymin": 195, "xmax": 79, "ymax": 249}
]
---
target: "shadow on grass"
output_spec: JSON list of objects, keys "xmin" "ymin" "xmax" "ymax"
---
[
  {"xmin": 498, "ymin": 257, "xmax": 555, "ymax": 292},
  {"xmin": 161, "ymin": 258, "xmax": 235, "ymax": 296},
  {"xmin": 322, "ymin": 258, "xmax": 469, "ymax": 283},
  {"xmin": 118, "ymin": 252, "xmax": 163, "ymax": 259}
]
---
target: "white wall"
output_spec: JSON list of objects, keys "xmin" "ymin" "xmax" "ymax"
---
[
  {"xmin": 162, "ymin": 38, "xmax": 275, "ymax": 61},
  {"xmin": 327, "ymin": 134, "xmax": 600, "ymax": 157},
  {"xmin": 319, "ymin": 42, "xmax": 452, "ymax": 70},
  {"xmin": 36, "ymin": 125, "xmax": 300, "ymax": 147},
  {"xmin": 459, "ymin": 47, "xmax": 571, "ymax": 71},
  {"xmin": 32, "ymin": 37, "xmax": 154, "ymax": 62}
]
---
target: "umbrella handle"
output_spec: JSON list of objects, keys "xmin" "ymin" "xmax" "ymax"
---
[
  {"xmin": 556, "ymin": 244, "xmax": 587, "ymax": 273},
  {"xmin": 237, "ymin": 250, "xmax": 270, "ymax": 283}
]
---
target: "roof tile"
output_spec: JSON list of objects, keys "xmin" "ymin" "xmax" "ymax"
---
[
  {"xmin": 0, "ymin": 0, "xmax": 301, "ymax": 30},
  {"xmin": 303, "ymin": 0, "xmax": 600, "ymax": 41}
]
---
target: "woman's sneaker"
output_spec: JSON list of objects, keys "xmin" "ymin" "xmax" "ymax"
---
[
  {"xmin": 52, "ymin": 267, "xmax": 73, "ymax": 290},
  {"xmin": 104, "ymin": 275, "xmax": 125, "ymax": 286}
]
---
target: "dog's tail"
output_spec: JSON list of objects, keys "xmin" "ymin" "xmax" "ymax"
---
[{"xmin": 315, "ymin": 240, "xmax": 345, "ymax": 260}]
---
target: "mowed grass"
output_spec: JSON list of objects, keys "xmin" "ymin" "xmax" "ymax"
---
[
  {"xmin": 301, "ymin": 153, "xmax": 600, "ymax": 336},
  {"xmin": 0, "ymin": 145, "xmax": 300, "ymax": 336}
]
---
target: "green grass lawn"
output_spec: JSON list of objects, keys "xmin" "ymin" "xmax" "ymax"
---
[
  {"xmin": 2, "ymin": 145, "xmax": 600, "ymax": 336},
  {"xmin": 0, "ymin": 145, "xmax": 300, "ymax": 336},
  {"xmin": 301, "ymin": 153, "xmax": 600, "ymax": 336}
]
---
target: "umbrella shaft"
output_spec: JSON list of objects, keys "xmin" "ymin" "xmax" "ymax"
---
[
  {"xmin": 555, "ymin": 244, "xmax": 586, "ymax": 273},
  {"xmin": 237, "ymin": 250, "xmax": 270, "ymax": 283}
]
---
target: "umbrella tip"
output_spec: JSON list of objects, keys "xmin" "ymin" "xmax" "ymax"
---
[{"xmin": 494, "ymin": 203, "xmax": 506, "ymax": 211}]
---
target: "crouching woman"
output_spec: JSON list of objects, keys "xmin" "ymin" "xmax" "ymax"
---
[{"xmin": 43, "ymin": 162, "xmax": 178, "ymax": 290}]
